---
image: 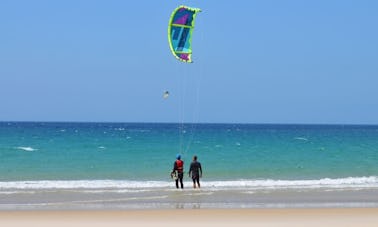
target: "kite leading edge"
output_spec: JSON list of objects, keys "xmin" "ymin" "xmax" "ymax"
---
[{"xmin": 168, "ymin": 5, "xmax": 201, "ymax": 63}]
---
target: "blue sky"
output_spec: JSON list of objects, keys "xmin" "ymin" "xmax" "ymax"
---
[{"xmin": 1, "ymin": 0, "xmax": 377, "ymax": 124}]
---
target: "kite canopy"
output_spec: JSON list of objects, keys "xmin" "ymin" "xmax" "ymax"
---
[
  {"xmin": 163, "ymin": 91, "xmax": 169, "ymax": 99},
  {"xmin": 168, "ymin": 5, "xmax": 201, "ymax": 63}
]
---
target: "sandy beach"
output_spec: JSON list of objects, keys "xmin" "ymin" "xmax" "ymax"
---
[{"xmin": 0, "ymin": 208, "xmax": 377, "ymax": 227}]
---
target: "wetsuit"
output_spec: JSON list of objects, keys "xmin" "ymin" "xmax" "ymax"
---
[
  {"xmin": 173, "ymin": 160, "xmax": 184, "ymax": 189},
  {"xmin": 189, "ymin": 161, "xmax": 202, "ymax": 186}
]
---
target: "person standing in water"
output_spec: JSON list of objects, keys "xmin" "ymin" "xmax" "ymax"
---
[
  {"xmin": 189, "ymin": 155, "xmax": 202, "ymax": 188},
  {"xmin": 172, "ymin": 154, "xmax": 184, "ymax": 189}
]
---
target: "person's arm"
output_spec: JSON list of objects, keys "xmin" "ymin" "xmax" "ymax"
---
[
  {"xmin": 199, "ymin": 163, "xmax": 202, "ymax": 178},
  {"xmin": 172, "ymin": 162, "xmax": 177, "ymax": 174},
  {"xmin": 188, "ymin": 163, "xmax": 192, "ymax": 177}
]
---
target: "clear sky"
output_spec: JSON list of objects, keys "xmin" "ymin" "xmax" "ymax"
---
[{"xmin": 1, "ymin": 0, "xmax": 377, "ymax": 124}]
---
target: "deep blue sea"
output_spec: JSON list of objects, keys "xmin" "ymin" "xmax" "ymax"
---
[{"xmin": 1, "ymin": 122, "xmax": 378, "ymax": 189}]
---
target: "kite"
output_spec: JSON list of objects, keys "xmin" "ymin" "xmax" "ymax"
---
[
  {"xmin": 168, "ymin": 5, "xmax": 201, "ymax": 63},
  {"xmin": 163, "ymin": 91, "xmax": 170, "ymax": 99}
]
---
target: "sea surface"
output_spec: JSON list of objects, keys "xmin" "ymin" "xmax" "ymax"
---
[{"xmin": 1, "ymin": 122, "xmax": 378, "ymax": 209}]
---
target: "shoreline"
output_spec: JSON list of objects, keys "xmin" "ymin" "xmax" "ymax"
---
[
  {"xmin": 2, "ymin": 187, "xmax": 378, "ymax": 210},
  {"xmin": 0, "ymin": 208, "xmax": 378, "ymax": 227}
]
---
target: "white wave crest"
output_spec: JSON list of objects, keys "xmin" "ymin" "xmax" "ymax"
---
[
  {"xmin": 1, "ymin": 177, "xmax": 378, "ymax": 190},
  {"xmin": 206, "ymin": 176, "xmax": 378, "ymax": 189},
  {"xmin": 294, "ymin": 137, "xmax": 308, "ymax": 141},
  {"xmin": 16, "ymin": 147, "xmax": 37, "ymax": 152},
  {"xmin": 0, "ymin": 180, "xmax": 171, "ymax": 190}
]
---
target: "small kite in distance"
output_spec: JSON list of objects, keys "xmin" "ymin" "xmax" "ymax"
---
[{"xmin": 163, "ymin": 91, "xmax": 170, "ymax": 99}]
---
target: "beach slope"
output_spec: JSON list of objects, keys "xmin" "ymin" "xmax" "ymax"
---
[{"xmin": 1, "ymin": 208, "xmax": 378, "ymax": 227}]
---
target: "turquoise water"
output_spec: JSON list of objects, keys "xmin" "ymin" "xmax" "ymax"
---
[
  {"xmin": 1, "ymin": 122, "xmax": 378, "ymax": 183},
  {"xmin": 2, "ymin": 122, "xmax": 378, "ymax": 209}
]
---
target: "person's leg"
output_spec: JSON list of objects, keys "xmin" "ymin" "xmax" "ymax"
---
[
  {"xmin": 175, "ymin": 179, "xmax": 179, "ymax": 189},
  {"xmin": 192, "ymin": 178, "xmax": 196, "ymax": 188},
  {"xmin": 196, "ymin": 178, "xmax": 200, "ymax": 188},
  {"xmin": 179, "ymin": 177, "xmax": 184, "ymax": 189},
  {"xmin": 181, "ymin": 173, "xmax": 185, "ymax": 188}
]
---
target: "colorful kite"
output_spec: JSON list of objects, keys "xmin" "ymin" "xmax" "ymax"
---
[{"xmin": 168, "ymin": 5, "xmax": 201, "ymax": 63}]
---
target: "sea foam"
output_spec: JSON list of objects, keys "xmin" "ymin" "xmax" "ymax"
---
[
  {"xmin": 16, "ymin": 147, "xmax": 37, "ymax": 152},
  {"xmin": 1, "ymin": 176, "xmax": 378, "ymax": 190},
  {"xmin": 205, "ymin": 176, "xmax": 378, "ymax": 189}
]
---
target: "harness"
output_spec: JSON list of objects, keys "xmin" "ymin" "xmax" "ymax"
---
[{"xmin": 176, "ymin": 160, "xmax": 183, "ymax": 173}]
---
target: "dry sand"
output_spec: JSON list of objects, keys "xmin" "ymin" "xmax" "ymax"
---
[{"xmin": 0, "ymin": 208, "xmax": 377, "ymax": 227}]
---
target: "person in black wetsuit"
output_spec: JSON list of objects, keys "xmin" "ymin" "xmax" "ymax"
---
[
  {"xmin": 189, "ymin": 155, "xmax": 202, "ymax": 188},
  {"xmin": 172, "ymin": 154, "xmax": 184, "ymax": 189}
]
